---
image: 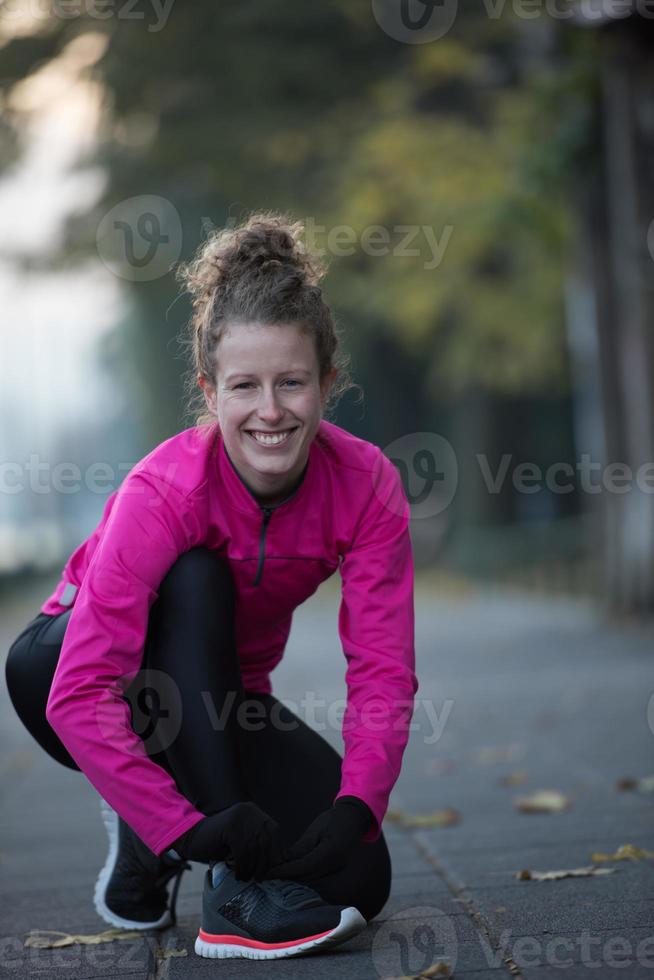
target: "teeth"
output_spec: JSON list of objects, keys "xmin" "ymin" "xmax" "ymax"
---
[{"xmin": 249, "ymin": 429, "xmax": 294, "ymax": 446}]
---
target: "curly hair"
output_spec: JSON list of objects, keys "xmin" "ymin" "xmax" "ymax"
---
[{"xmin": 174, "ymin": 209, "xmax": 362, "ymax": 438}]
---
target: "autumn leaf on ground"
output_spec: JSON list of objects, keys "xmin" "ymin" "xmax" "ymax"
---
[
  {"xmin": 516, "ymin": 865, "xmax": 616, "ymax": 881},
  {"xmin": 385, "ymin": 807, "xmax": 461, "ymax": 827},
  {"xmin": 24, "ymin": 928, "xmax": 144, "ymax": 948},
  {"xmin": 514, "ymin": 789, "xmax": 570, "ymax": 813},
  {"xmin": 498, "ymin": 770, "xmax": 529, "ymax": 786},
  {"xmin": 590, "ymin": 843, "xmax": 654, "ymax": 862},
  {"xmin": 616, "ymin": 775, "xmax": 654, "ymax": 793},
  {"xmin": 154, "ymin": 947, "xmax": 187, "ymax": 959},
  {"xmin": 419, "ymin": 963, "xmax": 451, "ymax": 977},
  {"xmin": 381, "ymin": 961, "xmax": 451, "ymax": 979}
]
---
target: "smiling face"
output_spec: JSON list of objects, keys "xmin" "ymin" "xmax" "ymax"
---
[{"xmin": 199, "ymin": 321, "xmax": 337, "ymax": 504}]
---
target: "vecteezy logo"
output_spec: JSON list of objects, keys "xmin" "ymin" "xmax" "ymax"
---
[
  {"xmin": 135, "ymin": 686, "xmax": 169, "ymax": 743},
  {"xmin": 95, "ymin": 668, "xmax": 183, "ymax": 757},
  {"xmin": 117, "ymin": 213, "xmax": 167, "ymax": 269},
  {"xmin": 372, "ymin": 0, "xmax": 459, "ymax": 43},
  {"xmin": 96, "ymin": 194, "xmax": 182, "ymax": 281},
  {"xmin": 371, "ymin": 905, "xmax": 458, "ymax": 977},
  {"xmin": 401, "ymin": 0, "xmax": 440, "ymax": 28},
  {"xmin": 384, "ymin": 432, "xmax": 458, "ymax": 519}
]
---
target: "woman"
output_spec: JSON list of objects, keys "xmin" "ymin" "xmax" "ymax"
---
[{"xmin": 5, "ymin": 211, "xmax": 418, "ymax": 961}]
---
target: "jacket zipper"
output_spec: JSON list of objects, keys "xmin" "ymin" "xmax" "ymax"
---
[
  {"xmin": 246, "ymin": 458, "xmax": 310, "ymax": 587},
  {"xmin": 253, "ymin": 506, "xmax": 274, "ymax": 586}
]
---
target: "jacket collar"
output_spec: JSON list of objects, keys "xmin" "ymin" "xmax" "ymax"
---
[{"xmin": 216, "ymin": 424, "xmax": 316, "ymax": 515}]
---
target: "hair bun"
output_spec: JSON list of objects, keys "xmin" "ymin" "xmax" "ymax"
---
[
  {"xmin": 230, "ymin": 218, "xmax": 313, "ymax": 284},
  {"xmin": 176, "ymin": 211, "xmax": 326, "ymax": 312}
]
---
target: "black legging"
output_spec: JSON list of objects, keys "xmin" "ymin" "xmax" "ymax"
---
[{"xmin": 4, "ymin": 546, "xmax": 391, "ymax": 922}]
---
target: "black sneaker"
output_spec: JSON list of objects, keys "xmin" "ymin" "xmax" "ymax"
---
[
  {"xmin": 194, "ymin": 864, "xmax": 367, "ymax": 960},
  {"xmin": 94, "ymin": 797, "xmax": 191, "ymax": 930}
]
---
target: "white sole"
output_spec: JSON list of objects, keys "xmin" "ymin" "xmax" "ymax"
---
[
  {"xmin": 94, "ymin": 797, "xmax": 173, "ymax": 931},
  {"xmin": 194, "ymin": 906, "xmax": 367, "ymax": 959}
]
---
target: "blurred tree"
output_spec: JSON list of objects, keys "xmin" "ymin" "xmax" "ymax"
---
[
  {"xmin": 0, "ymin": 2, "xmax": 576, "ymax": 433},
  {"xmin": 563, "ymin": 9, "xmax": 654, "ymax": 614},
  {"xmin": 3, "ymin": 1, "xmax": 620, "ymax": 597}
]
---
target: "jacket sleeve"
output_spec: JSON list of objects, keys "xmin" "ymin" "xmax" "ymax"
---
[
  {"xmin": 333, "ymin": 450, "xmax": 419, "ymax": 842},
  {"xmin": 45, "ymin": 468, "xmax": 206, "ymax": 855}
]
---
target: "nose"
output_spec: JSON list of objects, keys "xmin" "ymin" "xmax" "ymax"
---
[{"xmin": 255, "ymin": 384, "xmax": 285, "ymax": 424}]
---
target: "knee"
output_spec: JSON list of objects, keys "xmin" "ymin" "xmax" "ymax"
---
[
  {"xmin": 5, "ymin": 634, "xmax": 36, "ymax": 722},
  {"xmin": 158, "ymin": 547, "xmax": 234, "ymax": 603},
  {"xmin": 5, "ymin": 642, "xmax": 20, "ymax": 700},
  {"xmin": 5, "ymin": 633, "xmax": 30, "ymax": 699}
]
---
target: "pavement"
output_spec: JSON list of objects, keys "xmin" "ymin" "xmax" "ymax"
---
[{"xmin": 1, "ymin": 571, "xmax": 653, "ymax": 979}]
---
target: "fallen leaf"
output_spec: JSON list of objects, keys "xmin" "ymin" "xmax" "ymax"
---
[
  {"xmin": 590, "ymin": 843, "xmax": 654, "ymax": 862},
  {"xmin": 408, "ymin": 809, "xmax": 461, "ymax": 828},
  {"xmin": 386, "ymin": 807, "xmax": 461, "ymax": 828},
  {"xmin": 384, "ymin": 809, "xmax": 404, "ymax": 824},
  {"xmin": 615, "ymin": 777, "xmax": 638, "ymax": 791},
  {"xmin": 498, "ymin": 770, "xmax": 529, "ymax": 787},
  {"xmin": 24, "ymin": 928, "xmax": 144, "ymax": 949},
  {"xmin": 155, "ymin": 947, "xmax": 187, "ymax": 959},
  {"xmin": 516, "ymin": 865, "xmax": 616, "ymax": 881},
  {"xmin": 384, "ymin": 808, "xmax": 407, "ymax": 824},
  {"xmin": 380, "ymin": 963, "xmax": 451, "ymax": 979},
  {"xmin": 616, "ymin": 775, "xmax": 654, "ymax": 793},
  {"xmin": 514, "ymin": 790, "xmax": 570, "ymax": 813},
  {"xmin": 420, "ymin": 964, "xmax": 451, "ymax": 978}
]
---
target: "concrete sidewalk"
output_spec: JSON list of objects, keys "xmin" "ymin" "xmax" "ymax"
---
[{"xmin": 1, "ymin": 574, "xmax": 653, "ymax": 979}]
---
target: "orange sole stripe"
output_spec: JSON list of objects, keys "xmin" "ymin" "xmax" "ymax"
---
[{"xmin": 197, "ymin": 926, "xmax": 334, "ymax": 949}]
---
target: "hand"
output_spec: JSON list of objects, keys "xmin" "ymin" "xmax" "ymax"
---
[
  {"xmin": 171, "ymin": 801, "xmax": 289, "ymax": 881},
  {"xmin": 264, "ymin": 798, "xmax": 372, "ymax": 881}
]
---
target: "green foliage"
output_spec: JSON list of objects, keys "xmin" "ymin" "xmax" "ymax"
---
[{"xmin": 0, "ymin": 2, "xmax": 602, "ymax": 427}]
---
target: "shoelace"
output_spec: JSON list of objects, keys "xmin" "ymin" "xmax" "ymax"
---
[
  {"xmin": 154, "ymin": 860, "xmax": 192, "ymax": 889},
  {"xmin": 259, "ymin": 877, "xmax": 317, "ymax": 905}
]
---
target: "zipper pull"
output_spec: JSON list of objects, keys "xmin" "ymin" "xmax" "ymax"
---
[{"xmin": 254, "ymin": 507, "xmax": 274, "ymax": 586}]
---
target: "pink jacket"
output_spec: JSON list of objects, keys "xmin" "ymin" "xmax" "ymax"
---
[{"xmin": 44, "ymin": 420, "xmax": 418, "ymax": 855}]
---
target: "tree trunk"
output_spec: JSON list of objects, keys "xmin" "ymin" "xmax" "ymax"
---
[{"xmin": 584, "ymin": 26, "xmax": 654, "ymax": 614}]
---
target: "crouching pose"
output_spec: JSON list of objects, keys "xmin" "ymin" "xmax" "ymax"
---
[{"xmin": 6, "ymin": 211, "xmax": 418, "ymax": 961}]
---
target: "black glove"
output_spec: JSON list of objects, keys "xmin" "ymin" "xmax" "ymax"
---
[
  {"xmin": 171, "ymin": 801, "xmax": 289, "ymax": 881},
  {"xmin": 264, "ymin": 797, "xmax": 373, "ymax": 881}
]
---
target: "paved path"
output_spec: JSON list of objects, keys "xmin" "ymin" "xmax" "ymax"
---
[{"xmin": 1, "ymin": 572, "xmax": 653, "ymax": 978}]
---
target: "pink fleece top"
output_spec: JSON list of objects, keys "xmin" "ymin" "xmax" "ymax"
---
[{"xmin": 43, "ymin": 419, "xmax": 418, "ymax": 855}]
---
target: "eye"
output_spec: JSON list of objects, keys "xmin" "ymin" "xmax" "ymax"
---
[{"xmin": 233, "ymin": 379, "xmax": 302, "ymax": 389}]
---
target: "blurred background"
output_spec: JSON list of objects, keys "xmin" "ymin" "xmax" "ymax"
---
[{"xmin": 1, "ymin": 0, "xmax": 653, "ymax": 617}]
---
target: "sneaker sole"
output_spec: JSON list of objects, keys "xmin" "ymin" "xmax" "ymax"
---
[
  {"xmin": 94, "ymin": 798, "xmax": 173, "ymax": 931},
  {"xmin": 194, "ymin": 906, "xmax": 367, "ymax": 959}
]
